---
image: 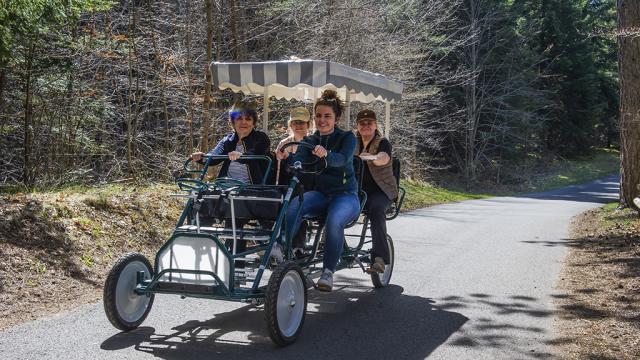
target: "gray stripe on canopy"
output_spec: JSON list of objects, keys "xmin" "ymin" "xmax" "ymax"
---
[
  {"xmin": 275, "ymin": 62, "xmax": 288, "ymax": 87},
  {"xmin": 329, "ymin": 75, "xmax": 402, "ymax": 102},
  {"xmin": 228, "ymin": 64, "xmax": 241, "ymax": 88},
  {"xmin": 252, "ymin": 63, "xmax": 264, "ymax": 85},
  {"xmin": 300, "ymin": 61, "xmax": 314, "ymax": 85}
]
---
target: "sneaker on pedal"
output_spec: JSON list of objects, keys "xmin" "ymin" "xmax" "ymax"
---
[
  {"xmin": 367, "ymin": 257, "xmax": 385, "ymax": 274},
  {"xmin": 293, "ymin": 247, "xmax": 308, "ymax": 259},
  {"xmin": 269, "ymin": 243, "xmax": 284, "ymax": 266},
  {"xmin": 317, "ymin": 269, "xmax": 333, "ymax": 292}
]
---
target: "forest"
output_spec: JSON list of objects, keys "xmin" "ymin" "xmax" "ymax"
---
[{"xmin": 0, "ymin": 0, "xmax": 620, "ymax": 189}]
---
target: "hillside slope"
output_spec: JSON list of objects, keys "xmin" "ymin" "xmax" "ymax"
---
[{"xmin": 0, "ymin": 185, "xmax": 183, "ymax": 329}]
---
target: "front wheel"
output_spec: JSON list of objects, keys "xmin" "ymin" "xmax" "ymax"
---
[
  {"xmin": 371, "ymin": 235, "xmax": 394, "ymax": 288},
  {"xmin": 103, "ymin": 252, "xmax": 155, "ymax": 331},
  {"xmin": 265, "ymin": 261, "xmax": 307, "ymax": 346}
]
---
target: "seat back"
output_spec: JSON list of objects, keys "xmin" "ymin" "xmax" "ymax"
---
[
  {"xmin": 193, "ymin": 185, "xmax": 288, "ymax": 225},
  {"xmin": 392, "ymin": 156, "xmax": 401, "ymax": 190},
  {"xmin": 352, "ymin": 156, "xmax": 367, "ymax": 209}
]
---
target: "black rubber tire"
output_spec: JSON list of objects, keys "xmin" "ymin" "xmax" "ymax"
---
[
  {"xmin": 265, "ymin": 261, "xmax": 307, "ymax": 346},
  {"xmin": 103, "ymin": 252, "xmax": 155, "ymax": 331},
  {"xmin": 371, "ymin": 235, "xmax": 394, "ymax": 288}
]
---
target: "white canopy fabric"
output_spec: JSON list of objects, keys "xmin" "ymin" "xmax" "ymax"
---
[{"xmin": 210, "ymin": 60, "xmax": 403, "ymax": 104}]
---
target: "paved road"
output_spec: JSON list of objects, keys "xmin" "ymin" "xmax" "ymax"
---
[{"xmin": 0, "ymin": 176, "xmax": 619, "ymax": 359}]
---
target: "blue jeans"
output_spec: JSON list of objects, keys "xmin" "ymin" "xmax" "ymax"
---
[{"xmin": 286, "ymin": 191, "xmax": 360, "ymax": 272}]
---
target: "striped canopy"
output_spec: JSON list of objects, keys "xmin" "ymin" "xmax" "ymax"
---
[{"xmin": 210, "ymin": 60, "xmax": 403, "ymax": 104}]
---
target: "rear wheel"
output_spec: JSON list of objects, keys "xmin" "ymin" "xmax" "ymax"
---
[
  {"xmin": 265, "ymin": 261, "xmax": 307, "ymax": 346},
  {"xmin": 371, "ymin": 235, "xmax": 394, "ymax": 288},
  {"xmin": 103, "ymin": 252, "xmax": 155, "ymax": 331}
]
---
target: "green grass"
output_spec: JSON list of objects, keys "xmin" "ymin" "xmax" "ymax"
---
[
  {"xmin": 400, "ymin": 148, "xmax": 619, "ymax": 211},
  {"xmin": 529, "ymin": 148, "xmax": 619, "ymax": 192},
  {"xmin": 600, "ymin": 202, "xmax": 639, "ymax": 227},
  {"xmin": 401, "ymin": 178, "xmax": 489, "ymax": 211}
]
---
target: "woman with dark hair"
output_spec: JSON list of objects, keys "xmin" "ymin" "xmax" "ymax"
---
[
  {"xmin": 191, "ymin": 100, "xmax": 271, "ymax": 260},
  {"xmin": 277, "ymin": 89, "xmax": 360, "ymax": 291},
  {"xmin": 354, "ymin": 109, "xmax": 397, "ymax": 274},
  {"xmin": 191, "ymin": 100, "xmax": 270, "ymax": 183}
]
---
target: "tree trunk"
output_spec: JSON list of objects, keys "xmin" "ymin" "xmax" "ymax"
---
[
  {"xmin": 618, "ymin": 0, "xmax": 640, "ymax": 210},
  {"xmin": 229, "ymin": 0, "xmax": 241, "ymax": 60},
  {"xmin": 22, "ymin": 42, "xmax": 36, "ymax": 186},
  {"xmin": 126, "ymin": 1, "xmax": 139, "ymax": 178},
  {"xmin": 201, "ymin": 0, "xmax": 214, "ymax": 152},
  {"xmin": 0, "ymin": 64, "xmax": 7, "ymax": 134},
  {"xmin": 186, "ymin": 0, "xmax": 195, "ymax": 155}
]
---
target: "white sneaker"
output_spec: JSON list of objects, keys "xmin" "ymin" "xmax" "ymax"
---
[
  {"xmin": 270, "ymin": 243, "xmax": 284, "ymax": 265},
  {"xmin": 317, "ymin": 269, "xmax": 333, "ymax": 292}
]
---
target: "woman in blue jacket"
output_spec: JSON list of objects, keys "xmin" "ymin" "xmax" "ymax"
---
[{"xmin": 277, "ymin": 89, "xmax": 360, "ymax": 291}]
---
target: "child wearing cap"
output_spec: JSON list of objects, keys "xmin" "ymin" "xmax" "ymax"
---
[{"xmin": 275, "ymin": 106, "xmax": 313, "ymax": 185}]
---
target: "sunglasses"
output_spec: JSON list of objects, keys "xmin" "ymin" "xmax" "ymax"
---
[{"xmin": 291, "ymin": 120, "xmax": 309, "ymax": 126}]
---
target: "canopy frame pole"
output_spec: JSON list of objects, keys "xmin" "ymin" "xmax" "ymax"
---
[
  {"xmin": 344, "ymin": 90, "xmax": 351, "ymax": 129},
  {"xmin": 385, "ymin": 101, "xmax": 391, "ymax": 139},
  {"xmin": 263, "ymin": 86, "xmax": 270, "ymax": 133}
]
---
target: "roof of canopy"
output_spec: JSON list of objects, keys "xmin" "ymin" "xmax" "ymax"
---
[{"xmin": 210, "ymin": 59, "xmax": 403, "ymax": 104}]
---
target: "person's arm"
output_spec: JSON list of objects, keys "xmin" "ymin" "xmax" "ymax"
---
[
  {"xmin": 372, "ymin": 138, "xmax": 391, "ymax": 166},
  {"xmin": 206, "ymin": 137, "xmax": 228, "ymax": 165},
  {"xmin": 325, "ymin": 132, "xmax": 356, "ymax": 169},
  {"xmin": 288, "ymin": 136, "xmax": 314, "ymax": 165}
]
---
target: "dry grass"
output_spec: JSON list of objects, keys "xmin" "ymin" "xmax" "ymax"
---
[
  {"xmin": 554, "ymin": 205, "xmax": 640, "ymax": 359},
  {"xmin": 0, "ymin": 184, "xmax": 183, "ymax": 330}
]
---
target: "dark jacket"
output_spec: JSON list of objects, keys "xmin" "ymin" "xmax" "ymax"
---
[
  {"xmin": 290, "ymin": 127, "xmax": 357, "ymax": 195},
  {"xmin": 206, "ymin": 129, "xmax": 271, "ymax": 184}
]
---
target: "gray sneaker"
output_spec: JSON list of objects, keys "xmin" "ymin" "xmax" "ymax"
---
[{"xmin": 317, "ymin": 269, "xmax": 333, "ymax": 292}]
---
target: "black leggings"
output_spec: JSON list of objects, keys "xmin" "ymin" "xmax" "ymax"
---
[{"xmin": 364, "ymin": 191, "xmax": 391, "ymax": 264}]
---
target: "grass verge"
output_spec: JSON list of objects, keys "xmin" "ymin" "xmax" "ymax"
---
[
  {"xmin": 401, "ymin": 178, "xmax": 489, "ymax": 211},
  {"xmin": 402, "ymin": 148, "xmax": 620, "ymax": 211},
  {"xmin": 527, "ymin": 148, "xmax": 619, "ymax": 192}
]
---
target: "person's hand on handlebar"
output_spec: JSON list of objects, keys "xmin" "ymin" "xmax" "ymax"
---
[
  {"xmin": 191, "ymin": 152, "xmax": 205, "ymax": 162},
  {"xmin": 312, "ymin": 145, "xmax": 328, "ymax": 158},
  {"xmin": 276, "ymin": 148, "xmax": 290, "ymax": 160},
  {"xmin": 228, "ymin": 151, "xmax": 242, "ymax": 161}
]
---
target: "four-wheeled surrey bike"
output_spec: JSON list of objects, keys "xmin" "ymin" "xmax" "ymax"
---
[{"xmin": 103, "ymin": 142, "xmax": 405, "ymax": 346}]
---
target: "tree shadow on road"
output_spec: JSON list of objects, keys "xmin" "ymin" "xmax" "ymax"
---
[
  {"xmin": 433, "ymin": 293, "xmax": 558, "ymax": 359},
  {"xmin": 100, "ymin": 284, "xmax": 467, "ymax": 360}
]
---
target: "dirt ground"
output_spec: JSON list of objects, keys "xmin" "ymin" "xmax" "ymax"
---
[
  {"xmin": 0, "ymin": 185, "xmax": 183, "ymax": 330},
  {"xmin": 554, "ymin": 206, "xmax": 640, "ymax": 359}
]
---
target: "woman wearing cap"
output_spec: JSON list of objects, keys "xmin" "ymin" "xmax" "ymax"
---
[
  {"xmin": 191, "ymin": 100, "xmax": 271, "ymax": 258},
  {"xmin": 355, "ymin": 109, "xmax": 398, "ymax": 274},
  {"xmin": 275, "ymin": 106, "xmax": 313, "ymax": 185},
  {"xmin": 277, "ymin": 89, "xmax": 360, "ymax": 291}
]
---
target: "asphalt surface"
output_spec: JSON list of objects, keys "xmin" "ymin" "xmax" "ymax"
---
[{"xmin": 0, "ymin": 176, "xmax": 619, "ymax": 359}]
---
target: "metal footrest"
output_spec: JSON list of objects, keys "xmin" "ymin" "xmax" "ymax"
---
[
  {"xmin": 176, "ymin": 225, "xmax": 272, "ymax": 241},
  {"xmin": 154, "ymin": 281, "xmax": 216, "ymax": 294}
]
